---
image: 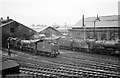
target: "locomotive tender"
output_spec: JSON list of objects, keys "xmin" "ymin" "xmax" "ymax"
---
[{"xmin": 8, "ymin": 37, "xmax": 60, "ymax": 57}]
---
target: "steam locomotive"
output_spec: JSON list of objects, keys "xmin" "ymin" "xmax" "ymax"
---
[
  {"xmin": 57, "ymin": 37, "xmax": 120, "ymax": 55},
  {"xmin": 87, "ymin": 39, "xmax": 120, "ymax": 55},
  {"xmin": 8, "ymin": 37, "xmax": 60, "ymax": 57},
  {"xmin": 57, "ymin": 37, "xmax": 89, "ymax": 52}
]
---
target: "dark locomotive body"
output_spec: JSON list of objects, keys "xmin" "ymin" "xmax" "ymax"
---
[
  {"xmin": 84, "ymin": 39, "xmax": 120, "ymax": 55},
  {"xmin": 8, "ymin": 37, "xmax": 60, "ymax": 57},
  {"xmin": 57, "ymin": 37, "xmax": 120, "ymax": 55}
]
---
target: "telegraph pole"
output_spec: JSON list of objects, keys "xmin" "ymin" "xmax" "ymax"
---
[{"xmin": 93, "ymin": 14, "xmax": 100, "ymax": 41}]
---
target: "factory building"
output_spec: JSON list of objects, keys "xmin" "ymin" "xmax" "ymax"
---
[{"xmin": 68, "ymin": 15, "xmax": 120, "ymax": 40}]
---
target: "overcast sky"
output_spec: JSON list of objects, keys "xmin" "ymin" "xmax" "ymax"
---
[{"xmin": 1, "ymin": 0, "xmax": 119, "ymax": 26}]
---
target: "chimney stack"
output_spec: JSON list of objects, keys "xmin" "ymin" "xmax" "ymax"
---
[
  {"xmin": 0, "ymin": 17, "xmax": 3, "ymax": 25},
  {"xmin": 1, "ymin": 17, "xmax": 3, "ymax": 21},
  {"xmin": 7, "ymin": 16, "xmax": 9, "ymax": 20},
  {"xmin": 82, "ymin": 15, "xmax": 85, "ymax": 27}
]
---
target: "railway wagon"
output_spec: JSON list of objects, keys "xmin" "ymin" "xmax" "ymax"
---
[{"xmin": 8, "ymin": 37, "xmax": 60, "ymax": 57}]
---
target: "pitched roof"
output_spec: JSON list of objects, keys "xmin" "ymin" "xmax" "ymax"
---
[
  {"xmin": 31, "ymin": 26, "xmax": 60, "ymax": 33},
  {"xmin": 0, "ymin": 18, "xmax": 37, "ymax": 33},
  {"xmin": 0, "ymin": 19, "xmax": 14, "ymax": 27},
  {"xmin": 38, "ymin": 26, "xmax": 51, "ymax": 32},
  {"xmin": 75, "ymin": 15, "xmax": 120, "ymax": 27}
]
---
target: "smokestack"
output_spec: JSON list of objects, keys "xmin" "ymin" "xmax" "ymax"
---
[
  {"xmin": 82, "ymin": 15, "xmax": 86, "ymax": 40},
  {"xmin": 82, "ymin": 15, "xmax": 85, "ymax": 27}
]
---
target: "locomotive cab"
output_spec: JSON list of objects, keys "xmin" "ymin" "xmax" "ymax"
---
[{"xmin": 50, "ymin": 42, "xmax": 60, "ymax": 56}]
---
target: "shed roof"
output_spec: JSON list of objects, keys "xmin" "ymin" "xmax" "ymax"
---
[
  {"xmin": 31, "ymin": 26, "xmax": 60, "ymax": 33},
  {"xmin": 0, "ymin": 18, "xmax": 36, "ymax": 33},
  {"xmin": 57, "ymin": 28, "xmax": 68, "ymax": 33},
  {"xmin": 0, "ymin": 60, "xmax": 19, "ymax": 70},
  {"xmin": 75, "ymin": 15, "xmax": 120, "ymax": 27}
]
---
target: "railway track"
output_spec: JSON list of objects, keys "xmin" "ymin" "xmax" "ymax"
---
[
  {"xmin": 59, "ymin": 49, "xmax": 119, "ymax": 63},
  {"xmin": 16, "ymin": 49, "xmax": 120, "ymax": 73},
  {"xmin": 4, "ymin": 55, "xmax": 120, "ymax": 77},
  {"xmin": 58, "ymin": 50, "xmax": 120, "ymax": 72},
  {"xmin": 2, "ymin": 48, "xmax": 120, "ymax": 77}
]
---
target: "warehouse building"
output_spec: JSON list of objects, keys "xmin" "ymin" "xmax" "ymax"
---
[{"xmin": 68, "ymin": 15, "xmax": 120, "ymax": 40}]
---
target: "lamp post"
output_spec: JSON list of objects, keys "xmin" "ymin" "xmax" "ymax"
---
[{"xmin": 93, "ymin": 14, "xmax": 100, "ymax": 41}]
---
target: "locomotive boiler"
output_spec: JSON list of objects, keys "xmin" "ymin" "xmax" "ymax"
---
[{"xmin": 8, "ymin": 37, "xmax": 60, "ymax": 57}]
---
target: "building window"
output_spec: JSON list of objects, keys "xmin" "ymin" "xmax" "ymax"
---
[{"xmin": 10, "ymin": 28, "xmax": 15, "ymax": 33}]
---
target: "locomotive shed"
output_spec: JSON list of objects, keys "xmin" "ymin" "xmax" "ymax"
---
[{"xmin": 2, "ymin": 48, "xmax": 120, "ymax": 78}]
